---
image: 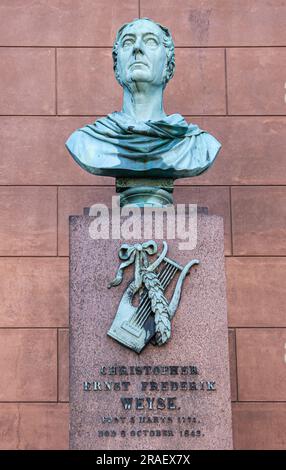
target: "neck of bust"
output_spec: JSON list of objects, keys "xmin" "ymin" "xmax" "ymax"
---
[{"xmin": 121, "ymin": 82, "xmax": 166, "ymax": 122}]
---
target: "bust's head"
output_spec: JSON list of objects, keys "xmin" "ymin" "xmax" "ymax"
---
[{"xmin": 112, "ymin": 18, "xmax": 175, "ymax": 90}]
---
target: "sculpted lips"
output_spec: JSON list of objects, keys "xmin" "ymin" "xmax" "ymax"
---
[{"xmin": 129, "ymin": 61, "xmax": 149, "ymax": 69}]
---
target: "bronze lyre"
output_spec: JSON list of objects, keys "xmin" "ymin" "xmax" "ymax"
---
[{"xmin": 107, "ymin": 240, "xmax": 199, "ymax": 353}]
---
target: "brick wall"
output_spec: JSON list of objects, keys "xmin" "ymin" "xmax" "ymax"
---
[{"xmin": 0, "ymin": 0, "xmax": 285, "ymax": 449}]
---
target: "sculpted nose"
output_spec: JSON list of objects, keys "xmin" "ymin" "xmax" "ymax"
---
[{"xmin": 132, "ymin": 38, "xmax": 144, "ymax": 57}]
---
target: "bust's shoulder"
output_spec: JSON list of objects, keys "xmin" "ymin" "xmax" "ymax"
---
[{"xmin": 65, "ymin": 124, "xmax": 96, "ymax": 159}]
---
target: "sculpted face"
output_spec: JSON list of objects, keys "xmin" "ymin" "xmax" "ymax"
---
[{"xmin": 116, "ymin": 19, "xmax": 168, "ymax": 88}]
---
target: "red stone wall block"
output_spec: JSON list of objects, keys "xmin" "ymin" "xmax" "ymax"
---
[
  {"xmin": 58, "ymin": 186, "xmax": 115, "ymax": 256},
  {"xmin": 174, "ymin": 186, "xmax": 231, "ymax": 254},
  {"xmin": 227, "ymin": 48, "xmax": 286, "ymax": 115},
  {"xmin": 0, "ymin": 187, "xmax": 57, "ymax": 256},
  {"xmin": 231, "ymin": 187, "xmax": 286, "ymax": 256},
  {"xmin": 236, "ymin": 328, "xmax": 286, "ymax": 401},
  {"xmin": 177, "ymin": 117, "xmax": 286, "ymax": 186},
  {"xmin": 232, "ymin": 403, "xmax": 286, "ymax": 449},
  {"xmin": 0, "ymin": 329, "xmax": 57, "ymax": 401},
  {"xmin": 0, "ymin": 258, "xmax": 68, "ymax": 328},
  {"xmin": 141, "ymin": 0, "xmax": 286, "ymax": 47},
  {"xmin": 0, "ymin": 116, "xmax": 113, "ymax": 185},
  {"xmin": 57, "ymin": 48, "xmax": 122, "ymax": 115},
  {"xmin": 0, "ymin": 403, "xmax": 68, "ymax": 450},
  {"xmin": 58, "ymin": 329, "xmax": 69, "ymax": 403},
  {"xmin": 164, "ymin": 48, "xmax": 226, "ymax": 115},
  {"xmin": 58, "ymin": 185, "xmax": 231, "ymax": 256},
  {"xmin": 0, "ymin": 0, "xmax": 138, "ymax": 47},
  {"xmin": 227, "ymin": 257, "xmax": 286, "ymax": 327},
  {"xmin": 0, "ymin": 48, "xmax": 55, "ymax": 115}
]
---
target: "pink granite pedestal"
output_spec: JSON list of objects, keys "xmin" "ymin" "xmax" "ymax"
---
[{"xmin": 69, "ymin": 212, "xmax": 233, "ymax": 450}]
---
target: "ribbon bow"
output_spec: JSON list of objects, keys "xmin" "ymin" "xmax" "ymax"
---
[{"xmin": 108, "ymin": 241, "xmax": 158, "ymax": 289}]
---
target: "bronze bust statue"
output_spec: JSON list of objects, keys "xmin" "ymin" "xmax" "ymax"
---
[{"xmin": 66, "ymin": 18, "xmax": 221, "ymax": 181}]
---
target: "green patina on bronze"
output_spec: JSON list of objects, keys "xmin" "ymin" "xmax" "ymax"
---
[{"xmin": 66, "ymin": 18, "xmax": 221, "ymax": 206}]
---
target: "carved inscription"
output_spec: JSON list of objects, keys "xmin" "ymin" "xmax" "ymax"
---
[{"xmin": 83, "ymin": 365, "xmax": 217, "ymax": 440}]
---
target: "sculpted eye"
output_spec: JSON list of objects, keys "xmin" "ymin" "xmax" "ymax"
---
[
  {"xmin": 122, "ymin": 39, "xmax": 134, "ymax": 48},
  {"xmin": 145, "ymin": 38, "xmax": 158, "ymax": 47}
]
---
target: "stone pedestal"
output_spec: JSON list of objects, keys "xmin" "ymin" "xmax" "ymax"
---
[{"xmin": 69, "ymin": 212, "xmax": 233, "ymax": 450}]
